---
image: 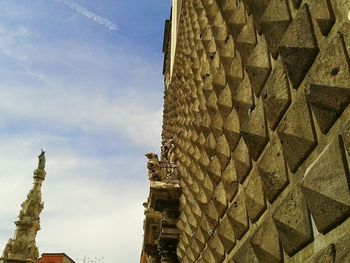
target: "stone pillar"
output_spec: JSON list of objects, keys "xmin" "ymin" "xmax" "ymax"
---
[{"xmin": 1, "ymin": 150, "xmax": 47, "ymax": 263}]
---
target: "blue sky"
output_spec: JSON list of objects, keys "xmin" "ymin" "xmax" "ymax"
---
[{"xmin": 0, "ymin": 1, "xmax": 171, "ymax": 262}]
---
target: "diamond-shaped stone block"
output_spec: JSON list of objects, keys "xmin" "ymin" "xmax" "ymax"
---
[
  {"xmin": 244, "ymin": 168, "xmax": 267, "ymax": 222},
  {"xmin": 306, "ymin": 33, "xmax": 350, "ymax": 134},
  {"xmin": 278, "ymin": 4, "xmax": 319, "ymax": 89},
  {"xmin": 262, "ymin": 59, "xmax": 291, "ymax": 130},
  {"xmin": 258, "ymin": 137, "xmax": 289, "ymax": 202},
  {"xmin": 251, "ymin": 218, "xmax": 282, "ymax": 263},
  {"xmin": 227, "ymin": 190, "xmax": 249, "ymax": 240},
  {"xmin": 277, "ymin": 94, "xmax": 317, "ymax": 173},
  {"xmin": 300, "ymin": 135, "xmax": 350, "ymax": 234},
  {"xmin": 260, "ymin": 0, "xmax": 292, "ymax": 58},
  {"xmin": 273, "ymin": 187, "xmax": 313, "ymax": 256},
  {"xmin": 217, "ymin": 215, "xmax": 236, "ymax": 252},
  {"xmin": 232, "ymin": 138, "xmax": 252, "ymax": 183},
  {"xmin": 240, "ymin": 99, "xmax": 269, "ymax": 161}
]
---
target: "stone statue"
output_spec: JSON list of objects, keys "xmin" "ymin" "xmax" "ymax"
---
[
  {"xmin": 167, "ymin": 138, "xmax": 177, "ymax": 164},
  {"xmin": 38, "ymin": 149, "xmax": 46, "ymax": 170},
  {"xmin": 145, "ymin": 153, "xmax": 161, "ymax": 181},
  {"xmin": 160, "ymin": 137, "xmax": 177, "ymax": 164}
]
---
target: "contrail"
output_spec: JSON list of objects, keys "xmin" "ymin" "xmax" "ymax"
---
[{"xmin": 58, "ymin": 0, "xmax": 117, "ymax": 31}]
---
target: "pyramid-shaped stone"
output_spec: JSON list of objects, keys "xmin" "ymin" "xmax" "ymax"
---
[
  {"xmin": 235, "ymin": 16, "xmax": 257, "ymax": 65},
  {"xmin": 233, "ymin": 72, "xmax": 254, "ymax": 124},
  {"xmin": 243, "ymin": 0, "xmax": 271, "ymax": 23},
  {"xmin": 278, "ymin": 4, "xmax": 319, "ymax": 89},
  {"xmin": 217, "ymin": 215, "xmax": 236, "ymax": 252},
  {"xmin": 258, "ymin": 137, "xmax": 289, "ymax": 202},
  {"xmin": 240, "ymin": 100, "xmax": 269, "ymax": 161},
  {"xmin": 225, "ymin": 1, "xmax": 246, "ymax": 39},
  {"xmin": 306, "ymin": 35, "xmax": 350, "ymax": 134},
  {"xmin": 244, "ymin": 168, "xmax": 267, "ymax": 222},
  {"xmin": 217, "ymin": 83, "xmax": 233, "ymax": 118},
  {"xmin": 251, "ymin": 218, "xmax": 282, "ymax": 263},
  {"xmin": 222, "ymin": 108, "xmax": 241, "ymax": 151},
  {"xmin": 232, "ymin": 138, "xmax": 252, "ymax": 183},
  {"xmin": 245, "ymin": 34, "xmax": 272, "ymax": 97},
  {"xmin": 261, "ymin": 58, "xmax": 291, "ymax": 130},
  {"xmin": 277, "ymin": 94, "xmax": 317, "ymax": 173},
  {"xmin": 300, "ymin": 135, "xmax": 350, "ymax": 234},
  {"xmin": 313, "ymin": 0, "xmax": 335, "ymax": 36},
  {"xmin": 260, "ymin": 0, "xmax": 292, "ymax": 58},
  {"xmin": 227, "ymin": 190, "xmax": 249, "ymax": 239},
  {"xmin": 273, "ymin": 187, "xmax": 313, "ymax": 256}
]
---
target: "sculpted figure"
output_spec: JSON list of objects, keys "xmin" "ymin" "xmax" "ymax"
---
[
  {"xmin": 167, "ymin": 138, "xmax": 177, "ymax": 164},
  {"xmin": 145, "ymin": 153, "xmax": 161, "ymax": 181},
  {"xmin": 38, "ymin": 149, "xmax": 46, "ymax": 170},
  {"xmin": 160, "ymin": 140, "xmax": 170, "ymax": 162}
]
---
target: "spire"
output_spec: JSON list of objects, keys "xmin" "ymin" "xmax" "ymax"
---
[{"xmin": 1, "ymin": 150, "xmax": 47, "ymax": 263}]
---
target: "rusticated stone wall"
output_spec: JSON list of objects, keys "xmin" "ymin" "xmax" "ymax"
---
[{"xmin": 161, "ymin": 0, "xmax": 350, "ymax": 262}]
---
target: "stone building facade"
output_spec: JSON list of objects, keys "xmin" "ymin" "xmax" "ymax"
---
[{"xmin": 142, "ymin": 0, "xmax": 350, "ymax": 262}]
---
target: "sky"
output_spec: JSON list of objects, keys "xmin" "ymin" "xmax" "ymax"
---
[{"xmin": 0, "ymin": 0, "xmax": 171, "ymax": 262}]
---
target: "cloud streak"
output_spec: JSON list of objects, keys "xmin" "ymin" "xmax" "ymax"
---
[{"xmin": 58, "ymin": 0, "xmax": 117, "ymax": 31}]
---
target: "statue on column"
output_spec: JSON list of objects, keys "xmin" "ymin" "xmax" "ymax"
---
[{"xmin": 1, "ymin": 150, "xmax": 47, "ymax": 263}]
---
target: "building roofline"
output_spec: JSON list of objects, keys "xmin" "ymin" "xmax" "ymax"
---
[{"xmin": 41, "ymin": 253, "xmax": 76, "ymax": 263}]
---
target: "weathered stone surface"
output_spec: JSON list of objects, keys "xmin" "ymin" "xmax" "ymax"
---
[
  {"xmin": 273, "ymin": 187, "xmax": 313, "ymax": 256},
  {"xmin": 305, "ymin": 244, "xmax": 336, "ymax": 263},
  {"xmin": 311, "ymin": 0, "xmax": 335, "ymax": 36},
  {"xmin": 306, "ymin": 33, "xmax": 350, "ymax": 134},
  {"xmin": 232, "ymin": 239, "xmax": 259, "ymax": 263},
  {"xmin": 300, "ymin": 135, "xmax": 350, "ymax": 234},
  {"xmin": 251, "ymin": 218, "xmax": 282, "ymax": 263},
  {"xmin": 233, "ymin": 72, "xmax": 254, "ymax": 124},
  {"xmin": 217, "ymin": 83, "xmax": 233, "ymax": 118},
  {"xmin": 210, "ymin": 112, "xmax": 223, "ymax": 139},
  {"xmin": 343, "ymin": 121, "xmax": 350, "ymax": 156},
  {"xmin": 227, "ymin": 190, "xmax": 249, "ymax": 240},
  {"xmin": 222, "ymin": 108, "xmax": 241, "ymax": 151},
  {"xmin": 224, "ymin": 1, "xmax": 246, "ymax": 39},
  {"xmin": 202, "ymin": 245, "xmax": 216, "ymax": 263},
  {"xmin": 258, "ymin": 138, "xmax": 289, "ymax": 202},
  {"xmin": 240, "ymin": 99, "xmax": 269, "ymax": 161},
  {"xmin": 335, "ymin": 234, "xmax": 350, "ymax": 263},
  {"xmin": 232, "ymin": 137, "xmax": 252, "ymax": 183},
  {"xmin": 222, "ymin": 157, "xmax": 239, "ymax": 201},
  {"xmin": 235, "ymin": 16, "xmax": 257, "ymax": 64},
  {"xmin": 278, "ymin": 4, "xmax": 319, "ymax": 89},
  {"xmin": 244, "ymin": 168, "xmax": 267, "ymax": 222},
  {"xmin": 208, "ymin": 232, "xmax": 225, "ymax": 261},
  {"xmin": 159, "ymin": 2, "xmax": 350, "ymax": 262},
  {"xmin": 207, "ymin": 155, "xmax": 221, "ymax": 184},
  {"xmin": 260, "ymin": 0, "xmax": 292, "ymax": 58},
  {"xmin": 227, "ymin": 50, "xmax": 244, "ymax": 90},
  {"xmin": 243, "ymin": 0, "xmax": 271, "ymax": 23},
  {"xmin": 205, "ymin": 200, "xmax": 220, "ymax": 227},
  {"xmin": 214, "ymin": 134, "xmax": 230, "ymax": 168},
  {"xmin": 291, "ymin": 0, "xmax": 302, "ymax": 8},
  {"xmin": 277, "ymin": 94, "xmax": 317, "ymax": 173},
  {"xmin": 217, "ymin": 215, "xmax": 236, "ymax": 252},
  {"xmin": 262, "ymin": 59, "xmax": 291, "ymax": 130},
  {"xmin": 213, "ymin": 182, "xmax": 228, "ymax": 218},
  {"xmin": 245, "ymin": 34, "xmax": 271, "ymax": 97}
]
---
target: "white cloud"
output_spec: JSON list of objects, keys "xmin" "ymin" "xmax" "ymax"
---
[
  {"xmin": 58, "ymin": 0, "xmax": 117, "ymax": 31},
  {"xmin": 0, "ymin": 87, "xmax": 162, "ymax": 149}
]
